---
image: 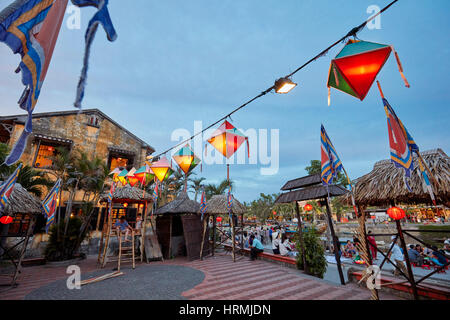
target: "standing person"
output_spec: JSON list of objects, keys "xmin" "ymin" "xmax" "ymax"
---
[
  {"xmin": 389, "ymin": 236, "xmax": 408, "ymax": 277},
  {"xmin": 249, "ymin": 235, "xmax": 264, "ymax": 261},
  {"xmin": 367, "ymin": 230, "xmax": 378, "ymax": 260},
  {"xmin": 269, "ymin": 228, "xmax": 273, "ymax": 244}
]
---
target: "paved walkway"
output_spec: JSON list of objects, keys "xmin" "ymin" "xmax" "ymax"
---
[{"xmin": 0, "ymin": 254, "xmax": 400, "ymax": 300}]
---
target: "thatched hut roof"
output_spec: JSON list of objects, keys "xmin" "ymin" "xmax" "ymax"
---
[
  {"xmin": 205, "ymin": 194, "xmax": 247, "ymax": 215},
  {"xmin": 353, "ymin": 149, "xmax": 450, "ymax": 206},
  {"xmin": 155, "ymin": 192, "xmax": 199, "ymax": 215},
  {"xmin": 100, "ymin": 185, "xmax": 152, "ymax": 203},
  {"xmin": 0, "ymin": 182, "xmax": 42, "ymax": 215}
]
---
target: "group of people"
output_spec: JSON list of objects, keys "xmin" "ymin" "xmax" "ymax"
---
[
  {"xmin": 247, "ymin": 226, "xmax": 297, "ymax": 261},
  {"xmin": 407, "ymin": 240, "xmax": 449, "ymax": 268}
]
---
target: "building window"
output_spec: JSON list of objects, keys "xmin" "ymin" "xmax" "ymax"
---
[
  {"xmin": 88, "ymin": 114, "xmax": 100, "ymax": 127},
  {"xmin": 108, "ymin": 151, "xmax": 134, "ymax": 171},
  {"xmin": 109, "ymin": 156, "xmax": 129, "ymax": 171},
  {"xmin": 33, "ymin": 143, "xmax": 68, "ymax": 169}
]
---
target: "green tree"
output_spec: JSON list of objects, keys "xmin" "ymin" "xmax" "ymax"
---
[
  {"xmin": 190, "ymin": 177, "xmax": 206, "ymax": 201},
  {"xmin": 204, "ymin": 179, "xmax": 233, "ymax": 200},
  {"xmin": 296, "ymin": 227, "xmax": 327, "ymax": 278}
]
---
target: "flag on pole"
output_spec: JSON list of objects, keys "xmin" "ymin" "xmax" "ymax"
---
[
  {"xmin": 42, "ymin": 178, "xmax": 61, "ymax": 233},
  {"xmin": 0, "ymin": 164, "xmax": 22, "ymax": 214},
  {"xmin": 0, "ymin": 0, "xmax": 68, "ymax": 165},
  {"xmin": 152, "ymin": 182, "xmax": 158, "ymax": 203},
  {"xmin": 106, "ymin": 182, "xmax": 116, "ymax": 203},
  {"xmin": 200, "ymin": 190, "xmax": 207, "ymax": 221},
  {"xmin": 417, "ymin": 158, "xmax": 436, "ymax": 206},
  {"xmin": 321, "ymin": 125, "xmax": 357, "ymax": 215},
  {"xmin": 321, "ymin": 125, "xmax": 343, "ymax": 185}
]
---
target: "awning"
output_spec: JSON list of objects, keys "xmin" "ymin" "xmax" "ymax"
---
[
  {"xmin": 108, "ymin": 146, "xmax": 136, "ymax": 156},
  {"xmin": 34, "ymin": 134, "xmax": 73, "ymax": 145}
]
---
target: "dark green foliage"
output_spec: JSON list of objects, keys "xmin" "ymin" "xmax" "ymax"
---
[
  {"xmin": 296, "ymin": 227, "xmax": 328, "ymax": 278},
  {"xmin": 44, "ymin": 218, "xmax": 87, "ymax": 261}
]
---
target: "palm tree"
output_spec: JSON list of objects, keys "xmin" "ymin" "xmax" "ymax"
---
[
  {"xmin": 204, "ymin": 179, "xmax": 234, "ymax": 200},
  {"xmin": 0, "ymin": 143, "xmax": 53, "ymax": 197},
  {"xmin": 190, "ymin": 177, "xmax": 206, "ymax": 201}
]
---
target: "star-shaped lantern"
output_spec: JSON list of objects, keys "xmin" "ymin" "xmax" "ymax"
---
[
  {"xmin": 327, "ymin": 40, "xmax": 409, "ymax": 103},
  {"xmin": 207, "ymin": 120, "xmax": 249, "ymax": 159},
  {"xmin": 172, "ymin": 144, "xmax": 201, "ymax": 175}
]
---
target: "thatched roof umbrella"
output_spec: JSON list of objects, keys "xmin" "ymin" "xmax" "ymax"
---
[
  {"xmin": 100, "ymin": 185, "xmax": 152, "ymax": 204},
  {"xmin": 155, "ymin": 192, "xmax": 200, "ymax": 215},
  {"xmin": 0, "ymin": 182, "xmax": 42, "ymax": 216},
  {"xmin": 205, "ymin": 194, "xmax": 247, "ymax": 215},
  {"xmin": 353, "ymin": 148, "xmax": 450, "ymax": 206}
]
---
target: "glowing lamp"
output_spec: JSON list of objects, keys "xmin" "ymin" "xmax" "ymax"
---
[
  {"xmin": 274, "ymin": 77, "xmax": 297, "ymax": 94},
  {"xmin": 216, "ymin": 217, "xmax": 222, "ymax": 223},
  {"xmin": 139, "ymin": 204, "xmax": 144, "ymax": 209},
  {"xmin": 387, "ymin": 207, "xmax": 405, "ymax": 221},
  {"xmin": 0, "ymin": 215, "xmax": 13, "ymax": 224},
  {"xmin": 135, "ymin": 164, "xmax": 155, "ymax": 186},
  {"xmin": 304, "ymin": 204, "xmax": 313, "ymax": 212},
  {"xmin": 327, "ymin": 40, "xmax": 408, "ymax": 102},
  {"xmin": 273, "ymin": 211, "xmax": 277, "ymax": 216},
  {"xmin": 150, "ymin": 157, "xmax": 172, "ymax": 182},
  {"xmin": 207, "ymin": 120, "xmax": 249, "ymax": 159},
  {"xmin": 123, "ymin": 203, "xmax": 128, "ymax": 208},
  {"xmin": 172, "ymin": 144, "xmax": 201, "ymax": 174}
]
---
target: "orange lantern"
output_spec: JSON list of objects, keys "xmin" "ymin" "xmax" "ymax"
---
[
  {"xmin": 216, "ymin": 216, "xmax": 222, "ymax": 223},
  {"xmin": 0, "ymin": 215, "xmax": 13, "ymax": 224},
  {"xmin": 387, "ymin": 207, "xmax": 405, "ymax": 221},
  {"xmin": 123, "ymin": 203, "xmax": 128, "ymax": 208},
  {"xmin": 150, "ymin": 156, "xmax": 173, "ymax": 182},
  {"xmin": 304, "ymin": 204, "xmax": 313, "ymax": 212},
  {"xmin": 172, "ymin": 144, "xmax": 201, "ymax": 175},
  {"xmin": 207, "ymin": 120, "xmax": 249, "ymax": 159}
]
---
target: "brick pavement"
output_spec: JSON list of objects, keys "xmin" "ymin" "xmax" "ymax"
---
[{"xmin": 0, "ymin": 254, "xmax": 401, "ymax": 300}]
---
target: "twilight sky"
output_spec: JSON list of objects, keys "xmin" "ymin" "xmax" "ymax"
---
[{"xmin": 0, "ymin": 0, "xmax": 449, "ymax": 202}]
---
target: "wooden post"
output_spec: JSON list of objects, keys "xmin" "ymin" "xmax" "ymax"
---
[
  {"xmin": 295, "ymin": 202, "xmax": 308, "ymax": 274},
  {"xmin": 12, "ymin": 215, "xmax": 36, "ymax": 286},
  {"xmin": 324, "ymin": 197, "xmax": 346, "ymax": 285},
  {"xmin": 117, "ymin": 230, "xmax": 122, "ymax": 273},
  {"xmin": 396, "ymin": 220, "xmax": 419, "ymax": 300},
  {"xmin": 231, "ymin": 214, "xmax": 236, "ymax": 262},
  {"xmin": 168, "ymin": 215, "xmax": 173, "ymax": 259},
  {"xmin": 240, "ymin": 214, "xmax": 244, "ymax": 253},
  {"xmin": 200, "ymin": 215, "xmax": 208, "ymax": 260},
  {"xmin": 212, "ymin": 215, "xmax": 216, "ymax": 256},
  {"xmin": 131, "ymin": 229, "xmax": 135, "ymax": 269},
  {"xmin": 140, "ymin": 202, "xmax": 149, "ymax": 262},
  {"xmin": 97, "ymin": 202, "xmax": 109, "ymax": 263}
]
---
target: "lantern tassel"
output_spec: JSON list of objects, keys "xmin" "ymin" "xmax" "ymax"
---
[
  {"xmin": 246, "ymin": 137, "xmax": 250, "ymax": 159},
  {"xmin": 328, "ymin": 87, "xmax": 331, "ymax": 106},
  {"xmin": 391, "ymin": 46, "xmax": 410, "ymax": 88},
  {"xmin": 204, "ymin": 143, "xmax": 208, "ymax": 157}
]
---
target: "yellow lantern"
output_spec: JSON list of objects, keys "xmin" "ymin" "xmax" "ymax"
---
[{"xmin": 150, "ymin": 156, "xmax": 172, "ymax": 182}]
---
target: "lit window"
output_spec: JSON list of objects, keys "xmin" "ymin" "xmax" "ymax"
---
[
  {"xmin": 109, "ymin": 156, "xmax": 128, "ymax": 171},
  {"xmin": 34, "ymin": 144, "xmax": 57, "ymax": 168},
  {"xmin": 88, "ymin": 114, "xmax": 100, "ymax": 127}
]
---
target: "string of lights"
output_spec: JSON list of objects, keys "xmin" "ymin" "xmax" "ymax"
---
[{"xmin": 152, "ymin": 0, "xmax": 399, "ymax": 159}]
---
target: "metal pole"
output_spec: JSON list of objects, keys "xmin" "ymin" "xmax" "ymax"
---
[
  {"xmin": 324, "ymin": 197, "xmax": 345, "ymax": 285},
  {"xmin": 295, "ymin": 202, "xmax": 308, "ymax": 274},
  {"xmin": 396, "ymin": 220, "xmax": 419, "ymax": 300}
]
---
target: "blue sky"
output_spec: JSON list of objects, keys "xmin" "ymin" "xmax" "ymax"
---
[{"xmin": 1, "ymin": 0, "xmax": 449, "ymax": 202}]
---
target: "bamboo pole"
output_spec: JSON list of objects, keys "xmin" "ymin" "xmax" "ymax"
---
[
  {"xmin": 117, "ymin": 231, "xmax": 122, "ymax": 273},
  {"xmin": 12, "ymin": 215, "xmax": 36, "ymax": 286},
  {"xmin": 231, "ymin": 214, "xmax": 236, "ymax": 262},
  {"xmin": 200, "ymin": 215, "xmax": 208, "ymax": 260},
  {"xmin": 97, "ymin": 202, "xmax": 109, "ymax": 264},
  {"xmin": 295, "ymin": 202, "xmax": 308, "ymax": 274},
  {"xmin": 131, "ymin": 229, "xmax": 135, "ymax": 269},
  {"xmin": 212, "ymin": 216, "xmax": 216, "ymax": 256},
  {"xmin": 324, "ymin": 197, "xmax": 345, "ymax": 285},
  {"xmin": 168, "ymin": 215, "xmax": 173, "ymax": 259}
]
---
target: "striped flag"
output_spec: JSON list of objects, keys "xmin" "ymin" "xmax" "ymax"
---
[
  {"xmin": 152, "ymin": 182, "xmax": 158, "ymax": 203},
  {"xmin": 321, "ymin": 125, "xmax": 343, "ymax": 185},
  {"xmin": 383, "ymin": 98, "xmax": 415, "ymax": 184},
  {"xmin": 42, "ymin": 178, "xmax": 61, "ymax": 233},
  {"xmin": 1, "ymin": 0, "xmax": 68, "ymax": 165},
  {"xmin": 0, "ymin": 164, "xmax": 22, "ymax": 213},
  {"xmin": 320, "ymin": 125, "xmax": 357, "ymax": 214},
  {"xmin": 200, "ymin": 190, "xmax": 207, "ymax": 221},
  {"xmin": 106, "ymin": 182, "xmax": 116, "ymax": 203}
]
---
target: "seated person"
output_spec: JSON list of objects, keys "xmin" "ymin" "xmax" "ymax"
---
[
  {"xmin": 249, "ymin": 235, "xmax": 264, "ymax": 261},
  {"xmin": 344, "ymin": 240, "xmax": 356, "ymax": 256},
  {"xmin": 444, "ymin": 239, "xmax": 450, "ymax": 256},
  {"xmin": 279, "ymin": 234, "xmax": 296, "ymax": 257},
  {"xmin": 272, "ymin": 231, "xmax": 281, "ymax": 255},
  {"xmin": 408, "ymin": 244, "xmax": 423, "ymax": 266},
  {"xmin": 114, "ymin": 216, "xmax": 132, "ymax": 242},
  {"xmin": 431, "ymin": 246, "xmax": 448, "ymax": 267}
]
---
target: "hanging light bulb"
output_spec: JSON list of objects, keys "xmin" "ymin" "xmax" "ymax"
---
[{"xmin": 274, "ymin": 77, "xmax": 297, "ymax": 94}]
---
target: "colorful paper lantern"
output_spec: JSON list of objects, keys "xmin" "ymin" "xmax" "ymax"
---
[
  {"xmin": 117, "ymin": 169, "xmax": 128, "ymax": 186},
  {"xmin": 207, "ymin": 120, "xmax": 249, "ymax": 159},
  {"xmin": 387, "ymin": 207, "xmax": 405, "ymax": 221},
  {"xmin": 134, "ymin": 164, "xmax": 155, "ymax": 186},
  {"xmin": 216, "ymin": 216, "xmax": 222, "ymax": 223},
  {"xmin": 126, "ymin": 168, "xmax": 139, "ymax": 187},
  {"xmin": 327, "ymin": 40, "xmax": 409, "ymax": 103},
  {"xmin": 0, "ymin": 215, "xmax": 13, "ymax": 224},
  {"xmin": 150, "ymin": 157, "xmax": 173, "ymax": 182},
  {"xmin": 172, "ymin": 144, "xmax": 201, "ymax": 174},
  {"xmin": 304, "ymin": 204, "xmax": 313, "ymax": 212},
  {"xmin": 123, "ymin": 203, "xmax": 128, "ymax": 208}
]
